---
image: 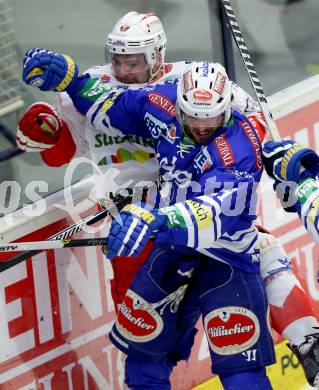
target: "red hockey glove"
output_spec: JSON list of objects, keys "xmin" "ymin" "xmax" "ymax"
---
[{"xmin": 16, "ymin": 102, "xmax": 64, "ymax": 152}]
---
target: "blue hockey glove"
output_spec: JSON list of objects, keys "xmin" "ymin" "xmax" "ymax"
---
[
  {"xmin": 22, "ymin": 48, "xmax": 78, "ymax": 91},
  {"xmin": 262, "ymin": 140, "xmax": 319, "ymax": 183},
  {"xmin": 106, "ymin": 204, "xmax": 167, "ymax": 260}
]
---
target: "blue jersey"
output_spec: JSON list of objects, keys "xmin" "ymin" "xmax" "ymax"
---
[{"xmin": 67, "ymin": 76, "xmax": 264, "ymax": 272}]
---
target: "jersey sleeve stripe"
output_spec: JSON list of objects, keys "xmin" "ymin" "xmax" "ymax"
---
[
  {"xmin": 222, "ymin": 226, "xmax": 256, "ymax": 242},
  {"xmin": 199, "ymin": 195, "xmax": 222, "ymax": 240},
  {"xmin": 175, "ymin": 203, "xmax": 195, "ymax": 247},
  {"xmin": 86, "ymin": 94, "xmax": 107, "ymax": 124}
]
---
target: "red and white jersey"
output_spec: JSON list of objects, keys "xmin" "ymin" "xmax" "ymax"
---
[{"xmin": 50, "ymin": 62, "xmax": 265, "ymax": 201}]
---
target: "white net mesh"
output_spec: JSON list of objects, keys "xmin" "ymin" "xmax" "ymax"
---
[{"xmin": 0, "ymin": 0, "xmax": 23, "ymax": 117}]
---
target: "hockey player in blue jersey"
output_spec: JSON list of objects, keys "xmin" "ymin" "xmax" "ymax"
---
[
  {"xmin": 22, "ymin": 49, "xmax": 276, "ymax": 389},
  {"xmin": 18, "ymin": 17, "xmax": 319, "ymax": 386}
]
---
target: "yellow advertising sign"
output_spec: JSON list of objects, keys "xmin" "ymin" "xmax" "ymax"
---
[{"xmin": 192, "ymin": 341, "xmax": 308, "ymax": 390}]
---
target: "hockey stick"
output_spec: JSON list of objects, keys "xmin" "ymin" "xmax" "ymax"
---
[
  {"xmin": 0, "ymin": 237, "xmax": 109, "ymax": 252},
  {"xmin": 219, "ymin": 0, "xmax": 281, "ymax": 141},
  {"xmin": 0, "ymin": 195, "xmax": 131, "ymax": 272}
]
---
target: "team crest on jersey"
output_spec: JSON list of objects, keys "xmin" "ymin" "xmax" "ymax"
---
[
  {"xmin": 144, "ymin": 112, "xmax": 178, "ymax": 144},
  {"xmin": 194, "ymin": 146, "xmax": 213, "ymax": 173},
  {"xmin": 116, "ymin": 289, "xmax": 164, "ymax": 342},
  {"xmin": 204, "ymin": 306, "xmax": 260, "ymax": 355}
]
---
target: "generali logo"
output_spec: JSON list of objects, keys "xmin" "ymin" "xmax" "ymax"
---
[
  {"xmin": 193, "ymin": 89, "xmax": 213, "ymax": 101},
  {"xmin": 148, "ymin": 92, "xmax": 176, "ymax": 116},
  {"xmin": 213, "ymin": 134, "xmax": 235, "ymax": 167},
  {"xmin": 204, "ymin": 306, "xmax": 260, "ymax": 355},
  {"xmin": 116, "ymin": 289, "xmax": 163, "ymax": 342}
]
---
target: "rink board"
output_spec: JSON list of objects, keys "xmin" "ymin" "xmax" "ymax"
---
[{"xmin": 0, "ymin": 74, "xmax": 318, "ymax": 389}]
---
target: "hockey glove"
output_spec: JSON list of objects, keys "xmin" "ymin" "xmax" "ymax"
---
[
  {"xmin": 262, "ymin": 140, "xmax": 319, "ymax": 183},
  {"xmin": 16, "ymin": 102, "xmax": 66, "ymax": 151},
  {"xmin": 106, "ymin": 204, "xmax": 167, "ymax": 260},
  {"xmin": 22, "ymin": 48, "xmax": 78, "ymax": 91}
]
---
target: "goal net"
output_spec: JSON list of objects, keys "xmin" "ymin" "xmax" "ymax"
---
[{"xmin": 0, "ymin": 0, "xmax": 23, "ymax": 118}]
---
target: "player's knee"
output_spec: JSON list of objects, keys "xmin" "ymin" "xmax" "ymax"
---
[
  {"xmin": 259, "ymin": 250, "xmax": 292, "ymax": 285},
  {"xmin": 125, "ymin": 354, "xmax": 174, "ymax": 389},
  {"xmin": 219, "ymin": 367, "xmax": 272, "ymax": 390},
  {"xmin": 258, "ymin": 233, "xmax": 292, "ymax": 284}
]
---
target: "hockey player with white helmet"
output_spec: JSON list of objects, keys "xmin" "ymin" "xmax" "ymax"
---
[
  {"xmin": 176, "ymin": 62, "xmax": 233, "ymax": 144},
  {"xmin": 23, "ymin": 52, "xmax": 277, "ymax": 389},
  {"xmin": 17, "ymin": 12, "xmax": 263, "ymax": 172},
  {"xmin": 17, "ymin": 12, "xmax": 319, "ymax": 388},
  {"xmin": 105, "ymin": 11, "xmax": 167, "ymax": 82}
]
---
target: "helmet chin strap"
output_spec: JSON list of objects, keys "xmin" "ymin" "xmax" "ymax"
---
[
  {"xmin": 149, "ymin": 65, "xmax": 162, "ymax": 81},
  {"xmin": 148, "ymin": 51, "xmax": 165, "ymax": 82}
]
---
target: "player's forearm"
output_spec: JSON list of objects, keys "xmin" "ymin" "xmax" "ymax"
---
[
  {"xmin": 159, "ymin": 186, "xmax": 252, "ymax": 249},
  {"xmin": 160, "ymin": 197, "xmax": 219, "ymax": 248},
  {"xmin": 66, "ymin": 74, "xmax": 101, "ymax": 115}
]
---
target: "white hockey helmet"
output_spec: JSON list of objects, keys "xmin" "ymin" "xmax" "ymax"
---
[
  {"xmin": 177, "ymin": 61, "xmax": 232, "ymax": 123},
  {"xmin": 106, "ymin": 11, "xmax": 167, "ymax": 78}
]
